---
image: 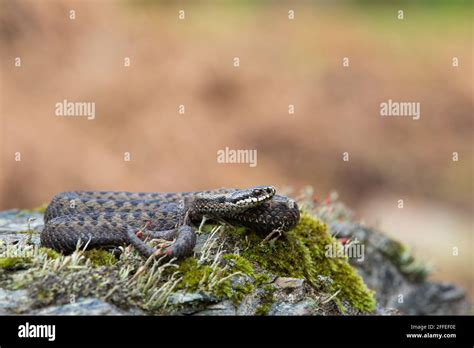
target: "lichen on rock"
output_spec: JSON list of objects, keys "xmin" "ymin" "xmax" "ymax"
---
[
  {"xmin": 0, "ymin": 207, "xmax": 375, "ymax": 315},
  {"xmin": 0, "ymin": 198, "xmax": 468, "ymax": 315}
]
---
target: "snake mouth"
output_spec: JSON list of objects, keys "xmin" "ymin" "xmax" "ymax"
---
[{"xmin": 231, "ymin": 186, "xmax": 276, "ymax": 207}]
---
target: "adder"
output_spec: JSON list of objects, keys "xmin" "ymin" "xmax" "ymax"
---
[{"xmin": 41, "ymin": 186, "xmax": 300, "ymax": 261}]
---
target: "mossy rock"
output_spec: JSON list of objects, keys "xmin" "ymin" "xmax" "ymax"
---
[
  {"xmin": 83, "ymin": 249, "xmax": 117, "ymax": 267},
  {"xmin": 174, "ymin": 255, "xmax": 256, "ymax": 306},
  {"xmin": 254, "ymin": 286, "xmax": 275, "ymax": 316},
  {"xmin": 239, "ymin": 212, "xmax": 376, "ymax": 313},
  {"xmin": 0, "ymin": 257, "xmax": 32, "ymax": 271},
  {"xmin": 38, "ymin": 248, "xmax": 61, "ymax": 260},
  {"xmin": 381, "ymin": 239, "xmax": 430, "ymax": 282},
  {"xmin": 0, "ymin": 207, "xmax": 375, "ymax": 314}
]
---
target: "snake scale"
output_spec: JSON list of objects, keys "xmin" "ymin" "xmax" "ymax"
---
[{"xmin": 41, "ymin": 186, "xmax": 300, "ymax": 261}]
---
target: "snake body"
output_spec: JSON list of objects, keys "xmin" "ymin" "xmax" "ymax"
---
[{"xmin": 41, "ymin": 186, "xmax": 300, "ymax": 260}]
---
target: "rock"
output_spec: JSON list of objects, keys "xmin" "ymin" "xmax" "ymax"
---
[
  {"xmin": 394, "ymin": 282, "xmax": 468, "ymax": 315},
  {"xmin": 269, "ymin": 299, "xmax": 318, "ymax": 315},
  {"xmin": 273, "ymin": 277, "xmax": 306, "ymax": 303},
  {"xmin": 167, "ymin": 291, "xmax": 217, "ymax": 306},
  {"xmin": 0, "ymin": 210, "xmax": 43, "ymax": 245},
  {"xmin": 193, "ymin": 233, "xmax": 209, "ymax": 254},
  {"xmin": 167, "ymin": 291, "xmax": 219, "ymax": 314},
  {"xmin": 237, "ymin": 278, "xmax": 322, "ymax": 315},
  {"xmin": 328, "ymin": 221, "xmax": 470, "ymax": 315},
  {"xmin": 194, "ymin": 300, "xmax": 237, "ymax": 316},
  {"xmin": 0, "ymin": 206, "xmax": 470, "ymax": 316},
  {"xmin": 375, "ymin": 305, "xmax": 401, "ymax": 316},
  {"xmin": 0, "ymin": 288, "xmax": 32, "ymax": 314},
  {"xmin": 273, "ymin": 277, "xmax": 305, "ymax": 289},
  {"xmin": 32, "ymin": 298, "xmax": 141, "ymax": 315},
  {"xmin": 236, "ymin": 290, "xmax": 263, "ymax": 315}
]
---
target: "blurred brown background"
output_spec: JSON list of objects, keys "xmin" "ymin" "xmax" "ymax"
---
[{"xmin": 0, "ymin": 1, "xmax": 472, "ymax": 299}]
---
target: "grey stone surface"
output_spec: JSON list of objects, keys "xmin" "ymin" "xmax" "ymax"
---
[
  {"xmin": 167, "ymin": 291, "xmax": 217, "ymax": 306},
  {"xmin": 194, "ymin": 300, "xmax": 237, "ymax": 316},
  {"xmin": 269, "ymin": 299, "xmax": 318, "ymax": 316},
  {"xmin": 0, "ymin": 288, "xmax": 32, "ymax": 314},
  {"xmin": 235, "ymin": 290, "xmax": 263, "ymax": 315},
  {"xmin": 0, "ymin": 208, "xmax": 470, "ymax": 315},
  {"xmin": 328, "ymin": 221, "xmax": 470, "ymax": 315},
  {"xmin": 273, "ymin": 277, "xmax": 305, "ymax": 289},
  {"xmin": 167, "ymin": 291, "xmax": 220, "ymax": 315},
  {"xmin": 273, "ymin": 277, "xmax": 306, "ymax": 303},
  {"xmin": 33, "ymin": 297, "xmax": 142, "ymax": 315},
  {"xmin": 0, "ymin": 210, "xmax": 43, "ymax": 245},
  {"xmin": 393, "ymin": 282, "xmax": 468, "ymax": 315}
]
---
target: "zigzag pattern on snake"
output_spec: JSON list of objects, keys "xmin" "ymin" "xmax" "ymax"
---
[{"xmin": 41, "ymin": 186, "xmax": 300, "ymax": 261}]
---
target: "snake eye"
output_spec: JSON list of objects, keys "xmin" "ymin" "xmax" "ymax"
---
[
  {"xmin": 267, "ymin": 187, "xmax": 276, "ymax": 195},
  {"xmin": 251, "ymin": 186, "xmax": 275, "ymax": 198}
]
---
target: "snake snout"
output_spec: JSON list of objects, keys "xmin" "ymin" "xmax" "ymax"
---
[{"xmin": 231, "ymin": 185, "xmax": 276, "ymax": 207}]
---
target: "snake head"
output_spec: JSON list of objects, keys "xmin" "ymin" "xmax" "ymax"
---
[
  {"xmin": 194, "ymin": 185, "xmax": 276, "ymax": 213},
  {"xmin": 230, "ymin": 186, "xmax": 276, "ymax": 207}
]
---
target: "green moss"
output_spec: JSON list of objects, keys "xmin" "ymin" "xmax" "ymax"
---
[
  {"xmin": 381, "ymin": 239, "xmax": 430, "ymax": 282},
  {"xmin": 0, "ymin": 205, "xmax": 378, "ymax": 314},
  {"xmin": 83, "ymin": 250, "xmax": 116, "ymax": 267},
  {"xmin": 255, "ymin": 286, "xmax": 275, "ymax": 316},
  {"xmin": 223, "ymin": 255, "xmax": 260, "ymax": 304},
  {"xmin": 223, "ymin": 254, "xmax": 254, "ymax": 276},
  {"xmin": 240, "ymin": 212, "xmax": 376, "ymax": 313},
  {"xmin": 255, "ymin": 302, "xmax": 272, "ymax": 316},
  {"xmin": 222, "ymin": 254, "xmax": 272, "ymax": 290},
  {"xmin": 176, "ymin": 257, "xmax": 214, "ymax": 291},
  {"xmin": 254, "ymin": 273, "xmax": 271, "ymax": 287},
  {"xmin": 39, "ymin": 248, "xmax": 60, "ymax": 260},
  {"xmin": 34, "ymin": 286, "xmax": 55, "ymax": 304},
  {"xmin": 229, "ymin": 282, "xmax": 254, "ymax": 305},
  {"xmin": 333, "ymin": 297, "xmax": 348, "ymax": 314},
  {"xmin": 175, "ymin": 256, "xmax": 255, "ymax": 306},
  {"xmin": 0, "ymin": 257, "xmax": 32, "ymax": 270},
  {"xmin": 177, "ymin": 213, "xmax": 375, "ymax": 312},
  {"xmin": 232, "ymin": 226, "xmax": 248, "ymax": 236},
  {"xmin": 198, "ymin": 224, "xmax": 218, "ymax": 234}
]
